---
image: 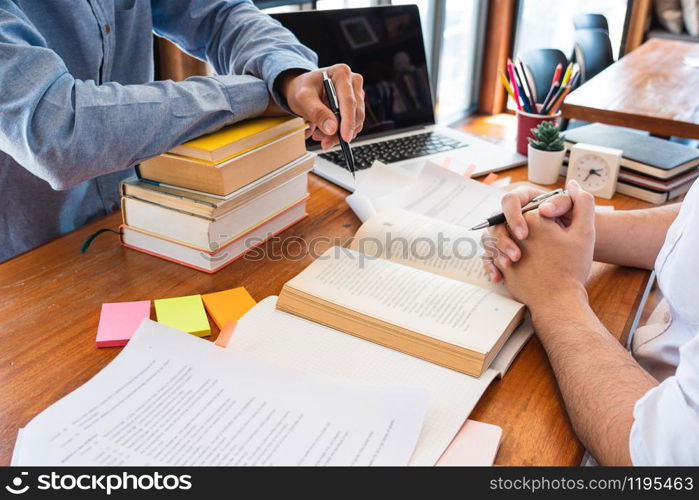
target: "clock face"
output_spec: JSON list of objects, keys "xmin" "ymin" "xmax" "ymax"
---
[{"xmin": 571, "ymin": 154, "xmax": 610, "ymax": 190}]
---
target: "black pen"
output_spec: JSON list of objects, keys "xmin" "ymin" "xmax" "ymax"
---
[
  {"xmin": 469, "ymin": 188, "xmax": 567, "ymax": 230},
  {"xmin": 322, "ymin": 71, "xmax": 356, "ymax": 180}
]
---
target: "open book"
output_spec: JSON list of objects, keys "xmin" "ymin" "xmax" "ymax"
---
[{"xmin": 277, "ymin": 208, "xmax": 525, "ymax": 377}]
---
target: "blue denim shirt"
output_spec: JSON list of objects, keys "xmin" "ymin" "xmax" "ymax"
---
[{"xmin": 0, "ymin": 0, "xmax": 317, "ymax": 262}]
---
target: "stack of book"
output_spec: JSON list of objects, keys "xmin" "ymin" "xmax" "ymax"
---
[
  {"xmin": 562, "ymin": 124, "xmax": 699, "ymax": 204},
  {"xmin": 120, "ymin": 116, "xmax": 314, "ymax": 273}
]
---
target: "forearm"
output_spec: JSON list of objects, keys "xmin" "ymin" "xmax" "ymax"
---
[
  {"xmin": 2, "ymin": 74, "xmax": 268, "ymax": 190},
  {"xmin": 593, "ymin": 204, "xmax": 679, "ymax": 269},
  {"xmin": 152, "ymin": 0, "xmax": 317, "ymax": 106},
  {"xmin": 530, "ymin": 287, "xmax": 658, "ymax": 465}
]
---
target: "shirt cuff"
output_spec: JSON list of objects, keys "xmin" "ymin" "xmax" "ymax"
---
[
  {"xmin": 262, "ymin": 53, "xmax": 319, "ymax": 113},
  {"xmin": 211, "ymin": 74, "xmax": 270, "ymax": 119}
]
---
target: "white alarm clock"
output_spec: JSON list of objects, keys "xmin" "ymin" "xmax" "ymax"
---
[{"xmin": 566, "ymin": 143, "xmax": 623, "ymax": 199}]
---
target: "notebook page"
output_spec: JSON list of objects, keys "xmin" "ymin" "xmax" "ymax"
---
[
  {"xmin": 350, "ymin": 208, "xmax": 507, "ymax": 295},
  {"xmin": 14, "ymin": 320, "xmax": 427, "ymax": 466},
  {"xmin": 285, "ymin": 247, "xmax": 523, "ymax": 354},
  {"xmin": 229, "ymin": 297, "xmax": 501, "ymax": 466}
]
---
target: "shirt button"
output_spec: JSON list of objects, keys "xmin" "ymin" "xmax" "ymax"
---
[
  {"xmin": 104, "ymin": 24, "xmax": 111, "ymax": 34},
  {"xmin": 663, "ymin": 311, "xmax": 671, "ymax": 324}
]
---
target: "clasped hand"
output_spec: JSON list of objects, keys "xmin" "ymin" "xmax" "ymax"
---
[{"xmin": 482, "ymin": 180, "xmax": 596, "ymax": 312}]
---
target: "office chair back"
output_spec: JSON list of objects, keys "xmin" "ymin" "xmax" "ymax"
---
[
  {"xmin": 520, "ymin": 49, "xmax": 568, "ymax": 104},
  {"xmin": 574, "ymin": 29, "xmax": 614, "ymax": 83},
  {"xmin": 572, "ymin": 13, "xmax": 609, "ymax": 33}
]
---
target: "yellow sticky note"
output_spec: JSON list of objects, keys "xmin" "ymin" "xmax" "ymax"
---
[
  {"xmin": 202, "ymin": 287, "xmax": 256, "ymax": 329},
  {"xmin": 154, "ymin": 294, "xmax": 211, "ymax": 337}
]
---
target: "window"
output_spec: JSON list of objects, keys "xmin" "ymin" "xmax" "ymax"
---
[
  {"xmin": 434, "ymin": 0, "xmax": 481, "ymax": 123},
  {"xmin": 513, "ymin": 0, "xmax": 630, "ymax": 60}
]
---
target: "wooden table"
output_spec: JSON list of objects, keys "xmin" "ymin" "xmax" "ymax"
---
[
  {"xmin": 562, "ymin": 38, "xmax": 699, "ymax": 139},
  {"xmin": 0, "ymin": 164, "xmax": 652, "ymax": 466}
]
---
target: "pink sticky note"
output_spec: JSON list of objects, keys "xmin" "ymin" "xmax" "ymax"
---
[
  {"xmin": 436, "ymin": 420, "xmax": 503, "ymax": 466},
  {"xmin": 96, "ymin": 301, "xmax": 151, "ymax": 348},
  {"xmin": 463, "ymin": 163, "xmax": 477, "ymax": 178}
]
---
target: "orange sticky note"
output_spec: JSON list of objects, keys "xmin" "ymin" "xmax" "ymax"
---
[
  {"xmin": 482, "ymin": 172, "xmax": 499, "ymax": 185},
  {"xmin": 201, "ymin": 287, "xmax": 256, "ymax": 329}
]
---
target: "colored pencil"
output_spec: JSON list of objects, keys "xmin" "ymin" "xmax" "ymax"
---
[
  {"xmin": 517, "ymin": 59, "xmax": 538, "ymax": 111},
  {"xmin": 561, "ymin": 62, "xmax": 574, "ymax": 86},
  {"xmin": 506, "ymin": 60, "xmax": 523, "ymax": 111},
  {"xmin": 549, "ymin": 72, "xmax": 580, "ymax": 115},
  {"xmin": 548, "ymin": 86, "xmax": 572, "ymax": 115},
  {"xmin": 542, "ymin": 83, "xmax": 567, "ymax": 114},
  {"xmin": 540, "ymin": 82, "xmax": 559, "ymax": 112},
  {"xmin": 498, "ymin": 70, "xmax": 516, "ymax": 101},
  {"xmin": 551, "ymin": 62, "xmax": 562, "ymax": 87}
]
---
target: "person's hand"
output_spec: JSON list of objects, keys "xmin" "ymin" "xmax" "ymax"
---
[
  {"xmin": 482, "ymin": 185, "xmax": 573, "ymax": 283},
  {"xmin": 491, "ymin": 181, "xmax": 595, "ymax": 312},
  {"xmin": 270, "ymin": 65, "xmax": 365, "ymax": 150}
]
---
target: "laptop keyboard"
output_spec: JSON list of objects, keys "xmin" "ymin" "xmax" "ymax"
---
[{"xmin": 318, "ymin": 132, "xmax": 468, "ymax": 171}]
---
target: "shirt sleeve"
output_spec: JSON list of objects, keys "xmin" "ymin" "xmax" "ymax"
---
[
  {"xmin": 630, "ymin": 332, "xmax": 699, "ymax": 465},
  {"xmin": 0, "ymin": 2, "xmax": 269, "ymax": 191},
  {"xmin": 151, "ymin": 0, "xmax": 318, "ymax": 109}
]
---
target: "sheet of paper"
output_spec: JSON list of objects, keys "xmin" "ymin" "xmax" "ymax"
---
[
  {"xmin": 95, "ymin": 300, "xmax": 151, "ymax": 347},
  {"xmin": 202, "ymin": 287, "xmax": 256, "ymax": 329},
  {"xmin": 286, "ymin": 247, "xmax": 522, "ymax": 354},
  {"xmin": 374, "ymin": 161, "xmax": 504, "ymax": 228},
  {"xmin": 154, "ymin": 294, "xmax": 211, "ymax": 337},
  {"xmin": 350, "ymin": 208, "xmax": 507, "ymax": 294},
  {"xmin": 436, "ymin": 419, "xmax": 502, "ymax": 466},
  {"xmin": 13, "ymin": 320, "xmax": 427, "ymax": 466},
  {"xmin": 345, "ymin": 160, "xmax": 420, "ymax": 222},
  {"xmin": 227, "ymin": 297, "xmax": 533, "ymax": 465}
]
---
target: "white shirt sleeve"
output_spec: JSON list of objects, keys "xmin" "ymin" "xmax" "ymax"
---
[{"xmin": 630, "ymin": 333, "xmax": 699, "ymax": 465}]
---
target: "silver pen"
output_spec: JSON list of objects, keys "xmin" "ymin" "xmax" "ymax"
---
[{"xmin": 469, "ymin": 188, "xmax": 567, "ymax": 231}]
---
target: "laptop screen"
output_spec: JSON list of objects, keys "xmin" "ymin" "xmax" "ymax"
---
[{"xmin": 271, "ymin": 5, "xmax": 435, "ymax": 141}]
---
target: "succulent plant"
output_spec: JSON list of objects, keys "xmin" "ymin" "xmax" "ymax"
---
[{"xmin": 528, "ymin": 121, "xmax": 565, "ymax": 152}]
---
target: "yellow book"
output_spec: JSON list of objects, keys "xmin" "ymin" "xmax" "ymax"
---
[{"xmin": 169, "ymin": 116, "xmax": 306, "ymax": 164}]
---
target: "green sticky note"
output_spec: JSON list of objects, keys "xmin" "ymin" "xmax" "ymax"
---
[{"xmin": 154, "ymin": 294, "xmax": 211, "ymax": 337}]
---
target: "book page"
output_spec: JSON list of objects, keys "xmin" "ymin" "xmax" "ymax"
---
[
  {"xmin": 286, "ymin": 247, "xmax": 523, "ymax": 353},
  {"xmin": 13, "ymin": 320, "xmax": 428, "ymax": 466},
  {"xmin": 350, "ymin": 208, "xmax": 507, "ymax": 295}
]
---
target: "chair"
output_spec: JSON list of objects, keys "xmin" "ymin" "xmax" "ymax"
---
[
  {"xmin": 572, "ymin": 13, "xmax": 609, "ymax": 33},
  {"xmin": 520, "ymin": 49, "xmax": 568, "ymax": 104},
  {"xmin": 574, "ymin": 29, "xmax": 614, "ymax": 83}
]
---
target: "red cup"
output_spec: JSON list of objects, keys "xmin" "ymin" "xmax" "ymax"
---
[{"xmin": 516, "ymin": 108, "xmax": 561, "ymax": 156}]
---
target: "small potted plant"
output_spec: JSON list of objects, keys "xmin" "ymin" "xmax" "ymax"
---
[{"xmin": 527, "ymin": 121, "xmax": 566, "ymax": 185}]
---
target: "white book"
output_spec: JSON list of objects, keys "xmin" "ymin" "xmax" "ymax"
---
[
  {"xmin": 121, "ymin": 201, "xmax": 307, "ymax": 273},
  {"xmin": 123, "ymin": 172, "xmax": 308, "ymax": 251}
]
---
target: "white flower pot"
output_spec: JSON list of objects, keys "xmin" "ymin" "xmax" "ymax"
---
[{"xmin": 527, "ymin": 144, "xmax": 565, "ymax": 185}]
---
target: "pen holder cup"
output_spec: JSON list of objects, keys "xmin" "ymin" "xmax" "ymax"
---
[{"xmin": 516, "ymin": 108, "xmax": 562, "ymax": 156}]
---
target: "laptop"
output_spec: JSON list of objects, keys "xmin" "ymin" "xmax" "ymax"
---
[{"xmin": 271, "ymin": 5, "xmax": 525, "ymax": 192}]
